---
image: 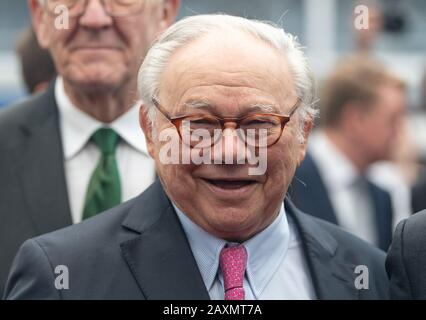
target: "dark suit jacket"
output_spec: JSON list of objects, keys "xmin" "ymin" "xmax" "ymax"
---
[
  {"xmin": 290, "ymin": 153, "xmax": 393, "ymax": 251},
  {"xmin": 411, "ymin": 171, "xmax": 426, "ymax": 213},
  {"xmin": 386, "ymin": 210, "xmax": 426, "ymax": 299},
  {"xmin": 0, "ymin": 83, "xmax": 72, "ymax": 297},
  {"xmin": 4, "ymin": 180, "xmax": 389, "ymax": 300}
]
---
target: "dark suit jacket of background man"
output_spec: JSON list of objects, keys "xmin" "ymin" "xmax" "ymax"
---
[
  {"xmin": 290, "ymin": 153, "xmax": 394, "ymax": 251},
  {"xmin": 386, "ymin": 210, "xmax": 426, "ymax": 299},
  {"xmin": 411, "ymin": 172, "xmax": 426, "ymax": 213},
  {"xmin": 0, "ymin": 82, "xmax": 72, "ymax": 296},
  {"xmin": 4, "ymin": 180, "xmax": 389, "ymax": 300}
]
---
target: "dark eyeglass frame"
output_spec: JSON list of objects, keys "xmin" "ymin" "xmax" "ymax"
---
[
  {"xmin": 42, "ymin": 0, "xmax": 146, "ymax": 18},
  {"xmin": 151, "ymin": 96, "xmax": 301, "ymax": 148}
]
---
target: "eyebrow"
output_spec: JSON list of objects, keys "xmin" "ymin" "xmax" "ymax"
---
[{"xmin": 182, "ymin": 100, "xmax": 278, "ymax": 114}]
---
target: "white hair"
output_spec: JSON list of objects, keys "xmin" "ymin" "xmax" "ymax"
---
[{"xmin": 138, "ymin": 14, "xmax": 318, "ymax": 141}]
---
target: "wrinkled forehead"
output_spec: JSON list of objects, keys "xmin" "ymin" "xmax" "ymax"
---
[{"xmin": 158, "ymin": 30, "xmax": 296, "ymax": 114}]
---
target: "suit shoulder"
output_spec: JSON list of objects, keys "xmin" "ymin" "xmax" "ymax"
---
[
  {"xmin": 398, "ymin": 210, "xmax": 426, "ymax": 250},
  {"xmin": 291, "ymin": 208, "xmax": 389, "ymax": 298},
  {"xmin": 0, "ymin": 96, "xmax": 39, "ymax": 131},
  {"xmin": 404, "ymin": 209, "xmax": 426, "ymax": 229},
  {"xmin": 0, "ymin": 89, "xmax": 56, "ymax": 146},
  {"xmin": 312, "ymin": 215, "xmax": 386, "ymax": 261},
  {"xmin": 31, "ymin": 198, "xmax": 138, "ymax": 257}
]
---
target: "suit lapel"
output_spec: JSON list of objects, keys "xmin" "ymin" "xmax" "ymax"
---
[
  {"xmin": 286, "ymin": 200, "xmax": 359, "ymax": 299},
  {"xmin": 120, "ymin": 181, "xmax": 210, "ymax": 300},
  {"xmin": 11, "ymin": 83, "xmax": 72, "ymax": 233}
]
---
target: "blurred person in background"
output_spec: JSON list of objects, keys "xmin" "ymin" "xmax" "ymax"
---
[
  {"xmin": 15, "ymin": 26, "xmax": 56, "ymax": 94},
  {"xmin": 290, "ymin": 55, "xmax": 406, "ymax": 251},
  {"xmin": 368, "ymin": 117, "xmax": 416, "ymax": 232},
  {"xmin": 0, "ymin": 0, "xmax": 180, "ymax": 296},
  {"xmin": 353, "ymin": 0, "xmax": 383, "ymax": 54},
  {"xmin": 350, "ymin": 0, "xmax": 415, "ymax": 230}
]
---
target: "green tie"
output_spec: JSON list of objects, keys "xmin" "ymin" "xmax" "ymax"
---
[{"xmin": 83, "ymin": 128, "xmax": 121, "ymax": 220}]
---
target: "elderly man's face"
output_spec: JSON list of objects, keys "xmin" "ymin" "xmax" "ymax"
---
[
  {"xmin": 142, "ymin": 32, "xmax": 311, "ymax": 242},
  {"xmin": 29, "ymin": 0, "xmax": 178, "ymax": 91}
]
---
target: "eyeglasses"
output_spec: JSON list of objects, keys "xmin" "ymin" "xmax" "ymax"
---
[
  {"xmin": 43, "ymin": 0, "xmax": 146, "ymax": 18},
  {"xmin": 152, "ymin": 97, "xmax": 300, "ymax": 148}
]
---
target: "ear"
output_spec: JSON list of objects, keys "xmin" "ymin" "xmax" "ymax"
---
[
  {"xmin": 297, "ymin": 118, "xmax": 313, "ymax": 166},
  {"xmin": 28, "ymin": 0, "xmax": 50, "ymax": 49},
  {"xmin": 159, "ymin": 0, "xmax": 180, "ymax": 29},
  {"xmin": 139, "ymin": 104, "xmax": 156, "ymax": 159}
]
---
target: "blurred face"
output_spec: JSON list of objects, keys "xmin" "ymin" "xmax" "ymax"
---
[
  {"xmin": 29, "ymin": 0, "xmax": 179, "ymax": 91},
  {"xmin": 141, "ymin": 32, "xmax": 311, "ymax": 242},
  {"xmin": 356, "ymin": 84, "xmax": 406, "ymax": 162}
]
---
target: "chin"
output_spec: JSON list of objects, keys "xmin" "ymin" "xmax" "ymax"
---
[
  {"xmin": 70, "ymin": 74, "xmax": 124, "ymax": 92},
  {"xmin": 205, "ymin": 200, "xmax": 250, "ymax": 215},
  {"xmin": 206, "ymin": 206, "xmax": 254, "ymax": 229},
  {"xmin": 65, "ymin": 64, "xmax": 128, "ymax": 90},
  {"xmin": 374, "ymin": 150, "xmax": 391, "ymax": 162},
  {"xmin": 210, "ymin": 220, "xmax": 259, "ymax": 242}
]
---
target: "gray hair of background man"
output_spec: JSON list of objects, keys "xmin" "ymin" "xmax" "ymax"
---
[{"xmin": 138, "ymin": 14, "xmax": 318, "ymax": 142}]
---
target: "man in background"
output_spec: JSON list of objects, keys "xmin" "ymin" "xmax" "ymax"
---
[
  {"xmin": 15, "ymin": 26, "xmax": 56, "ymax": 94},
  {"xmin": 0, "ymin": 0, "xmax": 180, "ymax": 296},
  {"xmin": 290, "ymin": 55, "xmax": 406, "ymax": 251}
]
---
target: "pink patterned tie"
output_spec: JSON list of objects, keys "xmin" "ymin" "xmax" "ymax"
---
[{"xmin": 219, "ymin": 245, "xmax": 247, "ymax": 300}]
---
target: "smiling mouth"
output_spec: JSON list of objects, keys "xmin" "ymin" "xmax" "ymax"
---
[
  {"xmin": 203, "ymin": 179, "xmax": 257, "ymax": 190},
  {"xmin": 73, "ymin": 47, "xmax": 120, "ymax": 51}
]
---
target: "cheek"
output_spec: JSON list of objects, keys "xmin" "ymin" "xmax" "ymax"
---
[
  {"xmin": 153, "ymin": 129, "xmax": 198, "ymax": 184},
  {"xmin": 45, "ymin": 17, "xmax": 75, "ymax": 46},
  {"xmin": 42, "ymin": 26, "xmax": 77, "ymax": 69},
  {"xmin": 119, "ymin": 18, "xmax": 159, "ymax": 56},
  {"xmin": 367, "ymin": 118, "xmax": 388, "ymax": 143},
  {"xmin": 158, "ymin": 163, "xmax": 199, "ymax": 206},
  {"xmin": 266, "ymin": 140, "xmax": 299, "ymax": 186}
]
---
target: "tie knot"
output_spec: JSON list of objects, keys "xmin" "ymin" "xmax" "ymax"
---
[
  {"xmin": 352, "ymin": 175, "xmax": 371, "ymax": 189},
  {"xmin": 219, "ymin": 245, "xmax": 247, "ymax": 300},
  {"xmin": 92, "ymin": 128, "xmax": 120, "ymax": 154}
]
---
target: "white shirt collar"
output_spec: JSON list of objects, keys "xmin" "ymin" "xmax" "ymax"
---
[
  {"xmin": 55, "ymin": 77, "xmax": 148, "ymax": 160},
  {"xmin": 173, "ymin": 202, "xmax": 291, "ymax": 299},
  {"xmin": 243, "ymin": 204, "xmax": 290, "ymax": 297},
  {"xmin": 309, "ymin": 130, "xmax": 360, "ymax": 192}
]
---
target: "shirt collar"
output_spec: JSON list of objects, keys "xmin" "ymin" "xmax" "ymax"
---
[
  {"xmin": 309, "ymin": 130, "xmax": 360, "ymax": 191},
  {"xmin": 174, "ymin": 202, "xmax": 291, "ymax": 299},
  {"xmin": 55, "ymin": 77, "xmax": 148, "ymax": 160},
  {"xmin": 173, "ymin": 204, "xmax": 226, "ymax": 293}
]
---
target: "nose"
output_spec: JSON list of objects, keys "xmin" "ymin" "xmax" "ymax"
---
[
  {"xmin": 79, "ymin": 0, "xmax": 113, "ymax": 29},
  {"xmin": 212, "ymin": 127, "xmax": 249, "ymax": 165}
]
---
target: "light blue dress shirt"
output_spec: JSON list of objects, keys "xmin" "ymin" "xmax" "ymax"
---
[{"xmin": 173, "ymin": 202, "xmax": 316, "ymax": 300}]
